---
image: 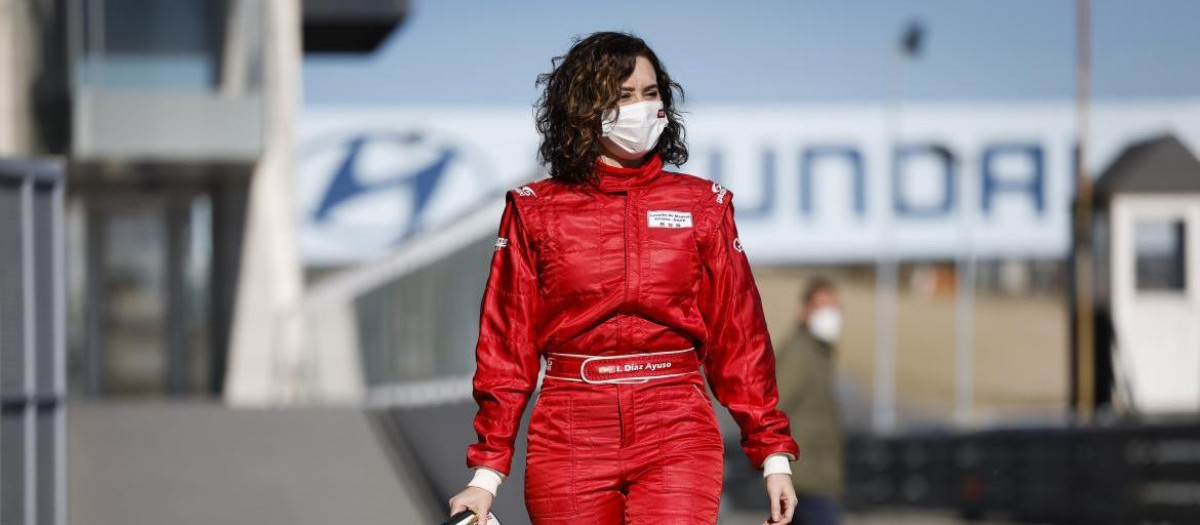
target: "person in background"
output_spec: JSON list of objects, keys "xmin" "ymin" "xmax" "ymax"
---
[{"xmin": 775, "ymin": 276, "xmax": 846, "ymax": 525}]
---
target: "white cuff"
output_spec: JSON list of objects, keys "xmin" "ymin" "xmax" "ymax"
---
[
  {"xmin": 762, "ymin": 453, "xmax": 794, "ymax": 478},
  {"xmin": 467, "ymin": 467, "xmax": 505, "ymax": 497}
]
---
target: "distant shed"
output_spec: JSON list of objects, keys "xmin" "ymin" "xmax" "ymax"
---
[{"xmin": 1090, "ymin": 134, "xmax": 1200, "ymax": 413}]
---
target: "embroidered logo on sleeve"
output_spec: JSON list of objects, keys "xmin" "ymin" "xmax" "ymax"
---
[
  {"xmin": 514, "ymin": 185, "xmax": 537, "ymax": 197},
  {"xmin": 646, "ymin": 210, "xmax": 693, "ymax": 228},
  {"xmin": 494, "ymin": 237, "xmax": 508, "ymax": 250},
  {"xmin": 711, "ymin": 182, "xmax": 727, "ymax": 204}
]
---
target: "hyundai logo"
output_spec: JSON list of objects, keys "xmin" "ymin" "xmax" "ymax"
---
[{"xmin": 299, "ymin": 130, "xmax": 496, "ymax": 265}]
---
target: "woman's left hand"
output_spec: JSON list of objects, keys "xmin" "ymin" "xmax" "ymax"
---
[{"xmin": 763, "ymin": 473, "xmax": 797, "ymax": 524}]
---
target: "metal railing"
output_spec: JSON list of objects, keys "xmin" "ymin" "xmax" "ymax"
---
[{"xmin": 0, "ymin": 159, "xmax": 66, "ymax": 525}]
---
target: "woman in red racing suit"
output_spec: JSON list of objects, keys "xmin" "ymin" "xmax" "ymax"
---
[{"xmin": 449, "ymin": 32, "xmax": 800, "ymax": 525}]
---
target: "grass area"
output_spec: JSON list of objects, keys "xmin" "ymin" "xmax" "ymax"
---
[{"xmin": 754, "ymin": 265, "xmax": 1069, "ymax": 430}]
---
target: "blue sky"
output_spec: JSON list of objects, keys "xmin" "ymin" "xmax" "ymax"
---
[{"xmin": 303, "ymin": 0, "xmax": 1200, "ymax": 107}]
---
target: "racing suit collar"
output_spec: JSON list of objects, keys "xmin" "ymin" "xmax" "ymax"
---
[{"xmin": 594, "ymin": 153, "xmax": 664, "ymax": 193}]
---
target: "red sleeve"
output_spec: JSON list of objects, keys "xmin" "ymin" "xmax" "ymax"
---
[
  {"xmin": 465, "ymin": 191, "xmax": 542, "ymax": 476},
  {"xmin": 697, "ymin": 189, "xmax": 801, "ymax": 469}
]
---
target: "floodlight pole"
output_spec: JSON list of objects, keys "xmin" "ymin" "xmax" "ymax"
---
[{"xmin": 874, "ymin": 26, "xmax": 909, "ymax": 435}]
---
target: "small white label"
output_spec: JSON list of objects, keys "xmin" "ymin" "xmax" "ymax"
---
[{"xmin": 647, "ymin": 210, "xmax": 693, "ymax": 228}]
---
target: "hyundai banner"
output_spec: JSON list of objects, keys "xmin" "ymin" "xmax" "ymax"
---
[{"xmin": 300, "ymin": 100, "xmax": 1200, "ymax": 266}]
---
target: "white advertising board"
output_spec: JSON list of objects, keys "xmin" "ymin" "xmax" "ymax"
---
[{"xmin": 300, "ymin": 100, "xmax": 1200, "ymax": 266}]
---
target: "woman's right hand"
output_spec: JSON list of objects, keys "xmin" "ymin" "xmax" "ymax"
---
[{"xmin": 448, "ymin": 486, "xmax": 494, "ymax": 525}]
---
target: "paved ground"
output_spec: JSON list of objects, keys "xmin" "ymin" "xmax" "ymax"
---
[
  {"xmin": 720, "ymin": 508, "xmax": 1037, "ymax": 525},
  {"xmin": 69, "ymin": 399, "xmax": 436, "ymax": 525}
]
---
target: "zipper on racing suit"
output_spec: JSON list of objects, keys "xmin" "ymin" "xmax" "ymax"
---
[
  {"xmin": 621, "ymin": 190, "xmax": 631, "ymax": 346},
  {"xmin": 618, "ymin": 190, "xmax": 630, "ymax": 446}
]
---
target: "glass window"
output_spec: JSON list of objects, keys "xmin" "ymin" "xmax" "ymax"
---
[
  {"xmin": 1134, "ymin": 219, "xmax": 1187, "ymax": 292},
  {"xmin": 77, "ymin": 0, "xmax": 262, "ymax": 93}
]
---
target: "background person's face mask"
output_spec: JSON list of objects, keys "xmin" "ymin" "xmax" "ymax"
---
[
  {"xmin": 807, "ymin": 306, "xmax": 843, "ymax": 343},
  {"xmin": 600, "ymin": 100, "xmax": 668, "ymax": 160}
]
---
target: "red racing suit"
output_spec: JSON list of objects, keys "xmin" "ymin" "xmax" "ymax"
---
[{"xmin": 466, "ymin": 153, "xmax": 800, "ymax": 520}]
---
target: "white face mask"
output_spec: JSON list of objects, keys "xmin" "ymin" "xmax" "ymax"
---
[
  {"xmin": 600, "ymin": 99, "xmax": 668, "ymax": 160},
  {"xmin": 807, "ymin": 306, "xmax": 842, "ymax": 344}
]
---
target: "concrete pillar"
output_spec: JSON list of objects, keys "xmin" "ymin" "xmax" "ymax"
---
[
  {"xmin": 223, "ymin": 0, "xmax": 308, "ymax": 406},
  {"xmin": 0, "ymin": 0, "xmax": 36, "ymax": 155}
]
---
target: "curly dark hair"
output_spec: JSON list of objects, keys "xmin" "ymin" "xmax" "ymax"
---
[{"xmin": 534, "ymin": 31, "xmax": 688, "ymax": 187}]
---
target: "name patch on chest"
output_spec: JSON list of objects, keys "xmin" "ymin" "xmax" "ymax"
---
[{"xmin": 646, "ymin": 210, "xmax": 693, "ymax": 228}]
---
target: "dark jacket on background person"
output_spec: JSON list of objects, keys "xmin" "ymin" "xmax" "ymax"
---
[{"xmin": 775, "ymin": 324, "xmax": 845, "ymax": 501}]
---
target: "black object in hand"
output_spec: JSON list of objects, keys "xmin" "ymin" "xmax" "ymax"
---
[
  {"xmin": 443, "ymin": 509, "xmax": 500, "ymax": 525},
  {"xmin": 443, "ymin": 510, "xmax": 478, "ymax": 525}
]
